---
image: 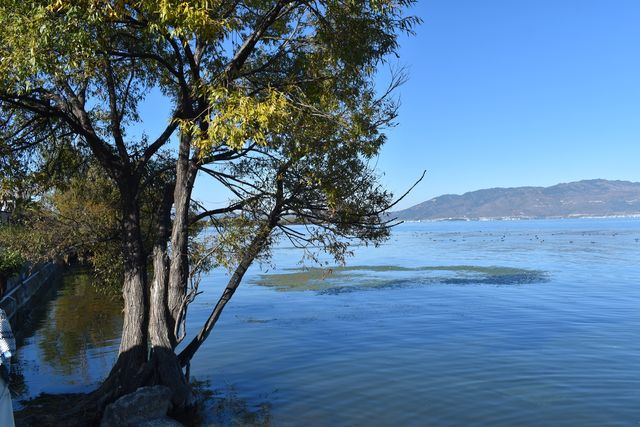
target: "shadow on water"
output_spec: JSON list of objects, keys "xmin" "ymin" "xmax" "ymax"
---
[
  {"xmin": 252, "ymin": 264, "xmax": 549, "ymax": 294},
  {"xmin": 190, "ymin": 379, "xmax": 272, "ymax": 427}
]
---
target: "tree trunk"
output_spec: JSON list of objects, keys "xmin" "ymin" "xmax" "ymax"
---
[
  {"xmin": 167, "ymin": 132, "xmax": 197, "ymax": 346},
  {"xmin": 148, "ymin": 183, "xmax": 191, "ymax": 409},
  {"xmin": 149, "ymin": 183, "xmax": 174, "ymax": 350},
  {"xmin": 96, "ymin": 180, "xmax": 150, "ymax": 406}
]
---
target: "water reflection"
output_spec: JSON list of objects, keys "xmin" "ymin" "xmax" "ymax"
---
[
  {"xmin": 16, "ymin": 269, "xmax": 122, "ymax": 400},
  {"xmin": 37, "ymin": 271, "xmax": 122, "ymax": 375}
]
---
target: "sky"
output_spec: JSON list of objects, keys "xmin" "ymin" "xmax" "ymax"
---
[
  {"xmin": 377, "ymin": 0, "xmax": 640, "ymax": 209},
  {"xmin": 136, "ymin": 1, "xmax": 640, "ymax": 210}
]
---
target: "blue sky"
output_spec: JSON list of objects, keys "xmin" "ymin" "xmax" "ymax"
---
[
  {"xmin": 378, "ymin": 0, "xmax": 640, "ymax": 209},
  {"xmin": 137, "ymin": 1, "xmax": 640, "ymax": 210}
]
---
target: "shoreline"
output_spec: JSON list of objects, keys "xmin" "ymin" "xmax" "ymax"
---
[{"xmin": 396, "ymin": 214, "xmax": 640, "ymax": 223}]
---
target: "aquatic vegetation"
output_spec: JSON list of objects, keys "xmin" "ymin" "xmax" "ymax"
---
[{"xmin": 251, "ymin": 265, "xmax": 548, "ymax": 292}]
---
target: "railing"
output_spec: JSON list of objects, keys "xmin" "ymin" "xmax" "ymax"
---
[{"xmin": 1, "ymin": 263, "xmax": 61, "ymax": 320}]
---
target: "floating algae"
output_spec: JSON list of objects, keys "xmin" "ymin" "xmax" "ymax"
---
[{"xmin": 251, "ymin": 265, "xmax": 548, "ymax": 292}]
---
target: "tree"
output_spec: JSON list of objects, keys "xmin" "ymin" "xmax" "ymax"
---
[
  {"xmin": 0, "ymin": 0, "xmax": 418, "ymax": 420},
  {"xmin": 0, "ymin": 155, "xmax": 175, "ymax": 290}
]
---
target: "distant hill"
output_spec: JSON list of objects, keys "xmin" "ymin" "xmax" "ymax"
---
[{"xmin": 393, "ymin": 179, "xmax": 640, "ymax": 221}]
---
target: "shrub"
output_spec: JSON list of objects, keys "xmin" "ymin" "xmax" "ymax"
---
[{"xmin": 0, "ymin": 248, "xmax": 23, "ymax": 278}]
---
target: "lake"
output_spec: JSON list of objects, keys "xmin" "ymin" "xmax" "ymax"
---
[{"xmin": 14, "ymin": 218, "xmax": 640, "ymax": 426}]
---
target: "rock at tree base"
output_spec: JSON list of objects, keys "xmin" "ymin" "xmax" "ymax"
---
[{"xmin": 100, "ymin": 385, "xmax": 183, "ymax": 427}]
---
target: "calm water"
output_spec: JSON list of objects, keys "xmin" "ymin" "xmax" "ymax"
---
[{"xmin": 15, "ymin": 218, "xmax": 640, "ymax": 426}]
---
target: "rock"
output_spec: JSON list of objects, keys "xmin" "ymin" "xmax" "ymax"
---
[{"xmin": 100, "ymin": 385, "xmax": 182, "ymax": 427}]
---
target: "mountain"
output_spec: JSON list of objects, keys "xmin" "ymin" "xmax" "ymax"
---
[{"xmin": 393, "ymin": 179, "xmax": 640, "ymax": 221}]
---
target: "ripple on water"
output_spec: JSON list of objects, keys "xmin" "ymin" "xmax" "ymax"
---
[{"xmin": 15, "ymin": 219, "xmax": 640, "ymax": 426}]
